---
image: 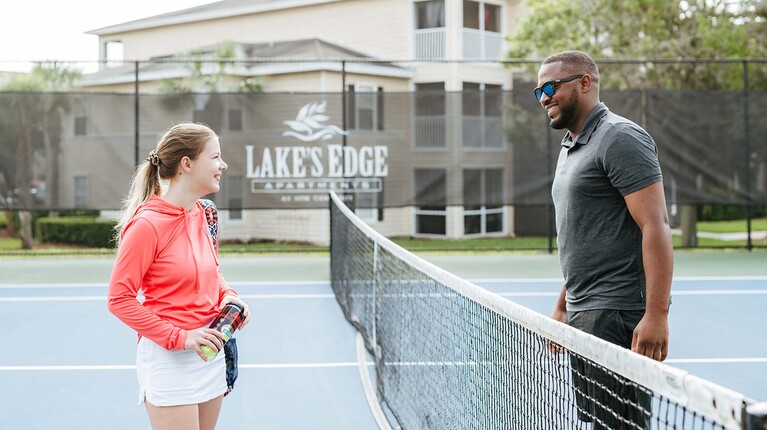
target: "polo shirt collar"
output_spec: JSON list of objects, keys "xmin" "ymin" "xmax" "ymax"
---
[{"xmin": 561, "ymin": 103, "xmax": 609, "ymax": 148}]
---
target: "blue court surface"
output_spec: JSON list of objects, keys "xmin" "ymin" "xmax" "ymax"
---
[{"xmin": 1, "ymin": 257, "xmax": 766, "ymax": 429}]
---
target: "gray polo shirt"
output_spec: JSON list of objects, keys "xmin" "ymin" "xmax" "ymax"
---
[{"xmin": 552, "ymin": 103, "xmax": 663, "ymax": 311}]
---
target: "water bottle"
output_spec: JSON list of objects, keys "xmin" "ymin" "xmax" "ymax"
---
[{"xmin": 200, "ymin": 303, "xmax": 244, "ymax": 361}]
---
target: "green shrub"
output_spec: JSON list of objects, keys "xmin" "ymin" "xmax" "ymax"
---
[
  {"xmin": 697, "ymin": 204, "xmax": 767, "ymax": 221},
  {"xmin": 35, "ymin": 217, "xmax": 117, "ymax": 248},
  {"xmin": 12, "ymin": 210, "xmax": 48, "ymax": 234}
]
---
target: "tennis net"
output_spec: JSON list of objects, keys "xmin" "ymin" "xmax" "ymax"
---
[{"xmin": 329, "ymin": 192, "xmax": 765, "ymax": 430}]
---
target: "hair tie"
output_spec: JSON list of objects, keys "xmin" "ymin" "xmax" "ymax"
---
[{"xmin": 147, "ymin": 150, "xmax": 160, "ymax": 167}]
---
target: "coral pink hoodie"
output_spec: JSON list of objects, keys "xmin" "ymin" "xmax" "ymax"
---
[{"xmin": 108, "ymin": 196, "xmax": 237, "ymax": 350}]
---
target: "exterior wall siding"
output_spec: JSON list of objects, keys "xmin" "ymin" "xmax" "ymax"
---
[{"xmin": 106, "ymin": 0, "xmax": 413, "ymax": 62}]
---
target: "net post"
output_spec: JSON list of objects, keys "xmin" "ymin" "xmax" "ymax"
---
[
  {"xmin": 328, "ymin": 191, "xmax": 333, "ymax": 264},
  {"xmin": 744, "ymin": 402, "xmax": 767, "ymax": 430},
  {"xmin": 372, "ymin": 241, "xmax": 379, "ymax": 357}
]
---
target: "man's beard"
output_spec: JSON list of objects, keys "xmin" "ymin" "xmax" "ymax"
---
[{"xmin": 549, "ymin": 90, "xmax": 578, "ymax": 130}]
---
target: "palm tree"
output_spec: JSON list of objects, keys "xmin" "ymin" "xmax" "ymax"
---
[
  {"xmin": 158, "ymin": 41, "xmax": 263, "ymax": 133},
  {"xmin": 0, "ymin": 62, "xmax": 80, "ymax": 249}
]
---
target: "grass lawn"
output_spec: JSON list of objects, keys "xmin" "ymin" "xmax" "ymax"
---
[
  {"xmin": 696, "ymin": 218, "xmax": 767, "ymax": 233},
  {"xmin": 220, "ymin": 242, "xmax": 327, "ymax": 253},
  {"xmin": 0, "ymin": 236, "xmax": 21, "ymax": 251},
  {"xmin": 1, "ymin": 219, "xmax": 765, "ymax": 256},
  {"xmin": 390, "ymin": 236, "xmax": 552, "ymax": 251}
]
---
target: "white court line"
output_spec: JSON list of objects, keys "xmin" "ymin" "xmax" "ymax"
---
[
  {"xmin": 496, "ymin": 290, "xmax": 767, "ymax": 297},
  {"xmin": 0, "ymin": 283, "xmax": 108, "ymax": 289},
  {"xmin": 0, "ymin": 362, "xmax": 375, "ymax": 371},
  {"xmin": 0, "ymin": 293, "xmax": 335, "ymax": 302},
  {"xmin": 497, "ymin": 292, "xmax": 560, "ymax": 297},
  {"xmin": 475, "ymin": 276, "xmax": 767, "ymax": 283},
  {"xmin": 665, "ymin": 358, "xmax": 767, "ymax": 364},
  {"xmin": 239, "ymin": 294, "xmax": 335, "ymax": 299},
  {"xmin": 0, "ymin": 281, "xmax": 329, "ymax": 289},
  {"xmin": 2, "ymin": 276, "xmax": 766, "ymax": 290},
  {"xmin": 356, "ymin": 332, "xmax": 393, "ymax": 430},
  {"xmin": 4, "ymin": 290, "xmax": 767, "ymax": 302},
  {"xmin": 0, "ymin": 296, "xmax": 107, "ymax": 302},
  {"xmin": 670, "ymin": 290, "xmax": 767, "ymax": 295}
]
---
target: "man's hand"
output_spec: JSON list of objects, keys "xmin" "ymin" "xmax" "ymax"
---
[
  {"xmin": 548, "ymin": 287, "xmax": 568, "ymax": 354},
  {"xmin": 631, "ymin": 312, "xmax": 669, "ymax": 361}
]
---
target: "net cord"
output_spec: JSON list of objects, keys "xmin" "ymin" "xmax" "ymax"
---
[{"xmin": 329, "ymin": 191, "xmax": 753, "ymax": 430}]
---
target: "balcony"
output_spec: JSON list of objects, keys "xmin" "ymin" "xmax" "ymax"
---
[
  {"xmin": 462, "ymin": 115, "xmax": 503, "ymax": 149},
  {"xmin": 462, "ymin": 29, "xmax": 503, "ymax": 60},
  {"xmin": 414, "ymin": 28, "xmax": 446, "ymax": 60},
  {"xmin": 414, "ymin": 28, "xmax": 502, "ymax": 61},
  {"xmin": 415, "ymin": 115, "xmax": 446, "ymax": 149}
]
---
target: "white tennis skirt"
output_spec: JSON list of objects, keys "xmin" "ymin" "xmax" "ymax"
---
[{"xmin": 136, "ymin": 334, "xmax": 227, "ymax": 407}]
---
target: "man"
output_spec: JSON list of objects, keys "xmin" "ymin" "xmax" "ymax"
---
[{"xmin": 537, "ymin": 51, "xmax": 673, "ymax": 428}]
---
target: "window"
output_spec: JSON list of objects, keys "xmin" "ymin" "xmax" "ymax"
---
[
  {"xmin": 347, "ymin": 85, "xmax": 384, "ymax": 131},
  {"xmin": 463, "ymin": 169, "xmax": 504, "ymax": 234},
  {"xmin": 228, "ymin": 174, "xmax": 243, "ymax": 221},
  {"xmin": 463, "ymin": 1, "xmax": 500, "ymax": 32},
  {"xmin": 228, "ymin": 109, "xmax": 243, "ymax": 131},
  {"xmin": 462, "ymin": 1, "xmax": 503, "ymax": 59},
  {"xmin": 74, "ymin": 175, "xmax": 90, "ymax": 208},
  {"xmin": 414, "ymin": 169, "xmax": 447, "ymax": 235},
  {"xmin": 462, "ymin": 82, "xmax": 503, "ymax": 148},
  {"xmin": 414, "ymin": 0, "xmax": 446, "ymax": 59},
  {"xmin": 74, "ymin": 117, "xmax": 87, "ymax": 136},
  {"xmin": 193, "ymin": 110, "xmax": 206, "ymax": 124},
  {"xmin": 415, "ymin": 0, "xmax": 445, "ymax": 29},
  {"xmin": 354, "ymin": 187, "xmax": 383, "ymax": 224},
  {"xmin": 73, "ymin": 97, "xmax": 88, "ymax": 136},
  {"xmin": 104, "ymin": 41, "xmax": 124, "ymax": 68},
  {"xmin": 415, "ymin": 83, "xmax": 446, "ymax": 149},
  {"xmin": 193, "ymin": 106, "xmax": 222, "ymax": 133}
]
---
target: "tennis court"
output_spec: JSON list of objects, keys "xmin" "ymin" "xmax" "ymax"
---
[{"xmin": 1, "ymin": 248, "xmax": 766, "ymax": 429}]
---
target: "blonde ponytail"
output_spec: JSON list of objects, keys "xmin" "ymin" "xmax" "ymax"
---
[{"xmin": 114, "ymin": 161, "xmax": 161, "ymax": 245}]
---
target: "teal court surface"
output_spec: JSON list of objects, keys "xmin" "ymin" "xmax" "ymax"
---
[{"xmin": 1, "ymin": 252, "xmax": 766, "ymax": 429}]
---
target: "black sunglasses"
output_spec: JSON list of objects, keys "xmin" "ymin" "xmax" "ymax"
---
[{"xmin": 533, "ymin": 75, "xmax": 584, "ymax": 101}]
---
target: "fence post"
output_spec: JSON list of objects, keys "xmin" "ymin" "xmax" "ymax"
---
[
  {"xmin": 547, "ymin": 125, "xmax": 554, "ymax": 254},
  {"xmin": 341, "ymin": 60, "xmax": 347, "ymax": 166},
  {"xmin": 743, "ymin": 60, "xmax": 753, "ymax": 251},
  {"xmin": 134, "ymin": 61, "xmax": 140, "ymax": 167},
  {"xmin": 341, "ymin": 60, "xmax": 347, "ymax": 203}
]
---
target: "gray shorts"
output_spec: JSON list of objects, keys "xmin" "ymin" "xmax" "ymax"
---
[{"xmin": 567, "ymin": 309, "xmax": 651, "ymax": 430}]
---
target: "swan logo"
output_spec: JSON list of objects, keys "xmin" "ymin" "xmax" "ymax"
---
[{"xmin": 282, "ymin": 101, "xmax": 347, "ymax": 142}]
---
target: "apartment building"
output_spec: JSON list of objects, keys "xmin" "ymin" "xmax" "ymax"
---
[{"xmin": 65, "ymin": 0, "xmax": 528, "ymax": 244}]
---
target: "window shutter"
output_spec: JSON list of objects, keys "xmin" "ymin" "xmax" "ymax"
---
[
  {"xmin": 377, "ymin": 178, "xmax": 384, "ymax": 221},
  {"xmin": 377, "ymin": 87, "xmax": 384, "ymax": 131},
  {"xmin": 347, "ymin": 85, "xmax": 356, "ymax": 130}
]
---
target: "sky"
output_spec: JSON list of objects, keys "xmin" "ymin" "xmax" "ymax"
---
[{"xmin": 0, "ymin": 0, "xmax": 214, "ymax": 70}]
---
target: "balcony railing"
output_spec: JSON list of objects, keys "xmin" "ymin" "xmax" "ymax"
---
[
  {"xmin": 414, "ymin": 28, "xmax": 446, "ymax": 60},
  {"xmin": 462, "ymin": 29, "xmax": 503, "ymax": 60},
  {"xmin": 415, "ymin": 115, "xmax": 446, "ymax": 149},
  {"xmin": 462, "ymin": 115, "xmax": 503, "ymax": 148}
]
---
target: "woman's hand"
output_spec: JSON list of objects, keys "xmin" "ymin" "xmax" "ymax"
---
[
  {"xmin": 220, "ymin": 295, "xmax": 251, "ymax": 329},
  {"xmin": 185, "ymin": 328, "xmax": 227, "ymax": 361}
]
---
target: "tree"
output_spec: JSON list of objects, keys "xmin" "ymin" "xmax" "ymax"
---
[
  {"xmin": 507, "ymin": 0, "xmax": 767, "ymax": 90},
  {"xmin": 158, "ymin": 41, "xmax": 263, "ymax": 132},
  {"xmin": 0, "ymin": 62, "xmax": 81, "ymax": 249},
  {"xmin": 506, "ymin": 0, "xmax": 767, "ymax": 246}
]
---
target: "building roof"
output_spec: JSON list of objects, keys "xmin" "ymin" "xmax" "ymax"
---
[
  {"xmin": 87, "ymin": 0, "xmax": 340, "ymax": 35},
  {"xmin": 78, "ymin": 38, "xmax": 411, "ymax": 88}
]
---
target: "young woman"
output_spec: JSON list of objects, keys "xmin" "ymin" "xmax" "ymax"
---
[{"xmin": 108, "ymin": 122, "xmax": 250, "ymax": 430}]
